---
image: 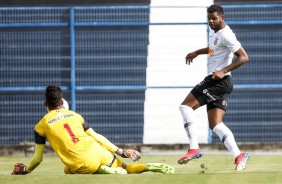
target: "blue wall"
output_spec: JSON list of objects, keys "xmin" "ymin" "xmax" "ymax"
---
[
  {"xmin": 0, "ymin": 6, "xmax": 149, "ymax": 144},
  {"xmin": 1, "ymin": 4, "xmax": 282, "ymax": 144}
]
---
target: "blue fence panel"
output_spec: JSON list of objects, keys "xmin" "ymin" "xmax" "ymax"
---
[
  {"xmin": 0, "ymin": 30, "xmax": 69, "ymax": 87},
  {"xmin": 223, "ymin": 4, "xmax": 282, "ymax": 22},
  {"xmin": 0, "ymin": 7, "xmax": 69, "ymax": 26},
  {"xmin": 76, "ymin": 92, "xmax": 144, "ymax": 143},
  {"xmin": 230, "ymin": 25, "xmax": 282, "ymax": 85},
  {"xmin": 0, "ymin": 6, "xmax": 149, "ymax": 145},
  {"xmin": 0, "ymin": 93, "xmax": 45, "ymax": 144},
  {"xmin": 75, "ymin": 28, "xmax": 148, "ymax": 86},
  {"xmin": 0, "ymin": 8, "xmax": 70, "ymax": 88},
  {"xmin": 73, "ymin": 6, "xmax": 149, "ymax": 143},
  {"xmin": 74, "ymin": 6, "xmax": 150, "ymax": 24}
]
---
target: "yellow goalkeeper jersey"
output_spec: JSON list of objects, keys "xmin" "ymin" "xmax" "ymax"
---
[{"xmin": 35, "ymin": 109, "xmax": 113, "ymax": 173}]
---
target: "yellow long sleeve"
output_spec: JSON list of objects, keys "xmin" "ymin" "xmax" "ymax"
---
[
  {"xmin": 26, "ymin": 144, "xmax": 45, "ymax": 172},
  {"xmin": 86, "ymin": 128, "xmax": 118, "ymax": 153}
]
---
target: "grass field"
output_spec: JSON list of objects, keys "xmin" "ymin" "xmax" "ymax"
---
[{"xmin": 1, "ymin": 153, "xmax": 282, "ymax": 184}]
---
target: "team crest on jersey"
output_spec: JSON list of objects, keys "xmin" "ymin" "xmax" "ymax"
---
[
  {"xmin": 214, "ymin": 37, "xmax": 218, "ymax": 45},
  {"xmin": 208, "ymin": 48, "xmax": 214, "ymax": 56}
]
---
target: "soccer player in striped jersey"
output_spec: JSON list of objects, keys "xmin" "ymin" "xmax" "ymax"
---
[
  {"xmin": 178, "ymin": 4, "xmax": 249, "ymax": 170},
  {"xmin": 19, "ymin": 85, "xmax": 174, "ymax": 175}
]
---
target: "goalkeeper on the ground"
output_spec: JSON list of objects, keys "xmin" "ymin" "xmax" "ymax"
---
[{"xmin": 12, "ymin": 85, "xmax": 174, "ymax": 175}]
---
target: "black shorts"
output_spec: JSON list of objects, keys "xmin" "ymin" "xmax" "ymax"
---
[{"xmin": 191, "ymin": 75, "xmax": 233, "ymax": 112}]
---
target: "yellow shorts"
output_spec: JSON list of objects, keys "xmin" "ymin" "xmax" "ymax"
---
[
  {"xmin": 110, "ymin": 156, "xmax": 123, "ymax": 168},
  {"xmin": 65, "ymin": 143, "xmax": 115, "ymax": 174}
]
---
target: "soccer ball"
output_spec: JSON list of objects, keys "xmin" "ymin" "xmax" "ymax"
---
[{"xmin": 61, "ymin": 98, "xmax": 69, "ymax": 110}]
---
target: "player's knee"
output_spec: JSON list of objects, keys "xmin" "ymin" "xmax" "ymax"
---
[
  {"xmin": 209, "ymin": 123, "xmax": 215, "ymax": 130},
  {"xmin": 64, "ymin": 166, "xmax": 74, "ymax": 174},
  {"xmin": 179, "ymin": 104, "xmax": 193, "ymax": 111},
  {"xmin": 209, "ymin": 121, "xmax": 221, "ymax": 130}
]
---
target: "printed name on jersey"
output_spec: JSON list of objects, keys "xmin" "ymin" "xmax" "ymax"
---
[{"xmin": 48, "ymin": 114, "xmax": 74, "ymax": 124}]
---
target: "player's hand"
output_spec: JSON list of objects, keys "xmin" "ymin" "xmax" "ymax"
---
[
  {"xmin": 12, "ymin": 163, "xmax": 30, "ymax": 175},
  {"xmin": 212, "ymin": 70, "xmax": 225, "ymax": 80},
  {"xmin": 116, "ymin": 148, "xmax": 141, "ymax": 162},
  {"xmin": 185, "ymin": 52, "xmax": 198, "ymax": 65},
  {"xmin": 123, "ymin": 149, "xmax": 141, "ymax": 162}
]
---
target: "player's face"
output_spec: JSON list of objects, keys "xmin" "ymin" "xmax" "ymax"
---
[{"xmin": 208, "ymin": 12, "xmax": 224, "ymax": 31}]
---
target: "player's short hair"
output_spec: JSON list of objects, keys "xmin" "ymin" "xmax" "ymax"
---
[
  {"xmin": 45, "ymin": 85, "xmax": 62, "ymax": 108},
  {"xmin": 207, "ymin": 4, "xmax": 224, "ymax": 16}
]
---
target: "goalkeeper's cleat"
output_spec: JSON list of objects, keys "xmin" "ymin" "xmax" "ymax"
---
[
  {"xmin": 146, "ymin": 163, "xmax": 175, "ymax": 174},
  {"xmin": 177, "ymin": 148, "xmax": 203, "ymax": 165},
  {"xmin": 235, "ymin": 152, "xmax": 249, "ymax": 171},
  {"xmin": 98, "ymin": 165, "xmax": 127, "ymax": 174}
]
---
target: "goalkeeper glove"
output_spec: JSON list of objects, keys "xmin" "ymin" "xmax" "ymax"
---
[
  {"xmin": 116, "ymin": 148, "xmax": 141, "ymax": 162},
  {"xmin": 12, "ymin": 163, "xmax": 30, "ymax": 175}
]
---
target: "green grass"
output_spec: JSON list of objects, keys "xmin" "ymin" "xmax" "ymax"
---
[{"xmin": 1, "ymin": 153, "xmax": 282, "ymax": 184}]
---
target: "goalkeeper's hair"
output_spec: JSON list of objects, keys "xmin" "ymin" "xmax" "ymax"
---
[
  {"xmin": 45, "ymin": 85, "xmax": 62, "ymax": 109},
  {"xmin": 207, "ymin": 4, "xmax": 224, "ymax": 16}
]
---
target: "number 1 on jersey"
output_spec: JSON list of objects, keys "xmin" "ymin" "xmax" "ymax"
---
[{"xmin": 64, "ymin": 123, "xmax": 79, "ymax": 143}]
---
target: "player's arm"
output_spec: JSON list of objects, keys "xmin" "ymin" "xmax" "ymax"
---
[
  {"xmin": 86, "ymin": 127, "xmax": 119, "ymax": 152},
  {"xmin": 12, "ymin": 131, "xmax": 45, "ymax": 175},
  {"xmin": 26, "ymin": 143, "xmax": 45, "ymax": 172},
  {"xmin": 26, "ymin": 130, "xmax": 46, "ymax": 172},
  {"xmin": 185, "ymin": 47, "xmax": 209, "ymax": 65},
  {"xmin": 83, "ymin": 121, "xmax": 141, "ymax": 161},
  {"xmin": 212, "ymin": 47, "xmax": 249, "ymax": 79},
  {"xmin": 83, "ymin": 121, "xmax": 118, "ymax": 152},
  {"xmin": 221, "ymin": 47, "xmax": 249, "ymax": 73}
]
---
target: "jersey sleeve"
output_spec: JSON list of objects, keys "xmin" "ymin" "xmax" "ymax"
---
[
  {"xmin": 223, "ymin": 30, "xmax": 241, "ymax": 53},
  {"xmin": 76, "ymin": 113, "xmax": 91, "ymax": 131},
  {"xmin": 86, "ymin": 128, "xmax": 118, "ymax": 153},
  {"xmin": 34, "ymin": 130, "xmax": 46, "ymax": 144},
  {"xmin": 35, "ymin": 120, "xmax": 45, "ymax": 135},
  {"xmin": 34, "ymin": 119, "xmax": 46, "ymax": 144},
  {"xmin": 82, "ymin": 120, "xmax": 90, "ymax": 131}
]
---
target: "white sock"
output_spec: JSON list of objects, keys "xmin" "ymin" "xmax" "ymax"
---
[
  {"xmin": 213, "ymin": 122, "xmax": 241, "ymax": 158},
  {"xmin": 179, "ymin": 105, "xmax": 199, "ymax": 149}
]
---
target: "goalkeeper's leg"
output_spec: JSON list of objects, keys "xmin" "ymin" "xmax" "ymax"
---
[
  {"xmin": 97, "ymin": 165, "xmax": 127, "ymax": 174},
  {"xmin": 125, "ymin": 164, "xmax": 146, "ymax": 173},
  {"xmin": 112, "ymin": 157, "xmax": 174, "ymax": 174},
  {"xmin": 125, "ymin": 163, "xmax": 174, "ymax": 174},
  {"xmin": 110, "ymin": 157, "xmax": 146, "ymax": 174},
  {"xmin": 144, "ymin": 163, "xmax": 175, "ymax": 174}
]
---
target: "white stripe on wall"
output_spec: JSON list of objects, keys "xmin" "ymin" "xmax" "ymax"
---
[{"xmin": 143, "ymin": 0, "xmax": 213, "ymax": 144}]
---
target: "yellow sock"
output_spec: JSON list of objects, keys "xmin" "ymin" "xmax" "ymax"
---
[{"xmin": 125, "ymin": 164, "xmax": 147, "ymax": 174}]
